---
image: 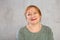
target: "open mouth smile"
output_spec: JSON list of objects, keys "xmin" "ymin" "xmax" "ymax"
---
[{"xmin": 31, "ymin": 18, "xmax": 37, "ymax": 21}]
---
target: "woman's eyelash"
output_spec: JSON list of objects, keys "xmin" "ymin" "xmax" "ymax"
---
[
  {"xmin": 27, "ymin": 12, "xmax": 37, "ymax": 16},
  {"xmin": 28, "ymin": 14, "xmax": 31, "ymax": 16},
  {"xmin": 34, "ymin": 12, "xmax": 37, "ymax": 14}
]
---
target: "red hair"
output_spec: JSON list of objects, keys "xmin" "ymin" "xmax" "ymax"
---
[{"xmin": 25, "ymin": 5, "xmax": 42, "ymax": 16}]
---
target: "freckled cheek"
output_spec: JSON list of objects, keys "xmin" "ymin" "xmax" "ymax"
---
[
  {"xmin": 35, "ymin": 15, "xmax": 40, "ymax": 19},
  {"xmin": 36, "ymin": 15, "xmax": 41, "ymax": 20},
  {"xmin": 26, "ymin": 16, "xmax": 31, "ymax": 20}
]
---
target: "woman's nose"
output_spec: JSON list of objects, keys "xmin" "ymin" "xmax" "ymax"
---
[{"xmin": 31, "ymin": 14, "xmax": 35, "ymax": 18}]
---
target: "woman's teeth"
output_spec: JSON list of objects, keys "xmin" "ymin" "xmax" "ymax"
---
[{"xmin": 31, "ymin": 18, "xmax": 37, "ymax": 21}]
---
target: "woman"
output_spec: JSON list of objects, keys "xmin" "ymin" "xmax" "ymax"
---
[{"xmin": 18, "ymin": 5, "xmax": 54, "ymax": 40}]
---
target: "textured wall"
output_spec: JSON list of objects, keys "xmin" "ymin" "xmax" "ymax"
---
[{"xmin": 0, "ymin": 0, "xmax": 60, "ymax": 40}]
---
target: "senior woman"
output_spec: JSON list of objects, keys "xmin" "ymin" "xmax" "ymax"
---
[{"xmin": 17, "ymin": 5, "xmax": 54, "ymax": 40}]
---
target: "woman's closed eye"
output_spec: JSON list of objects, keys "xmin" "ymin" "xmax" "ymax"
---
[
  {"xmin": 27, "ymin": 13, "xmax": 31, "ymax": 16},
  {"xmin": 34, "ymin": 12, "xmax": 37, "ymax": 15}
]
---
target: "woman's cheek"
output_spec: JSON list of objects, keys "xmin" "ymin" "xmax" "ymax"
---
[{"xmin": 26, "ymin": 17, "xmax": 31, "ymax": 21}]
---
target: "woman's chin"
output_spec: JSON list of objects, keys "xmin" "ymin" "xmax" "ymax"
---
[{"xmin": 30, "ymin": 22, "xmax": 38, "ymax": 25}]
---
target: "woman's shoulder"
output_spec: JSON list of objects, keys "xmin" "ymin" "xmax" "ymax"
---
[
  {"xmin": 19, "ymin": 26, "xmax": 26, "ymax": 33},
  {"xmin": 42, "ymin": 24, "xmax": 52, "ymax": 32}
]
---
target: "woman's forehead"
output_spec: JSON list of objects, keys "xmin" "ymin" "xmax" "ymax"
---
[
  {"xmin": 27, "ymin": 7, "xmax": 37, "ymax": 10},
  {"xmin": 26, "ymin": 7, "xmax": 38, "ymax": 12}
]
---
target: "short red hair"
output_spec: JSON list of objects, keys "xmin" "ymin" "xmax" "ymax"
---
[{"xmin": 25, "ymin": 5, "xmax": 42, "ymax": 16}]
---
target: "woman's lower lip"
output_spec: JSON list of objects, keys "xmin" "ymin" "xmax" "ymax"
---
[{"xmin": 31, "ymin": 18, "xmax": 37, "ymax": 21}]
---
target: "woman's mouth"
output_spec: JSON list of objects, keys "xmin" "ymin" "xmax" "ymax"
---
[{"xmin": 31, "ymin": 18, "xmax": 37, "ymax": 21}]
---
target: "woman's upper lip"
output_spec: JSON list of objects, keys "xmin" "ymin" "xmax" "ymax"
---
[{"xmin": 31, "ymin": 18, "xmax": 37, "ymax": 21}]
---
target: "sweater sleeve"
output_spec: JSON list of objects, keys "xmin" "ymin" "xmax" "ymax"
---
[
  {"xmin": 48, "ymin": 28, "xmax": 54, "ymax": 40},
  {"xmin": 17, "ymin": 28, "xmax": 25, "ymax": 40}
]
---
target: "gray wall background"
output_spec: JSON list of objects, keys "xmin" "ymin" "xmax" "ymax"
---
[{"xmin": 0, "ymin": 0, "xmax": 60, "ymax": 40}]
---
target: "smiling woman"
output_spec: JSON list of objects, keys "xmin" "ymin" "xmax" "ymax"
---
[{"xmin": 17, "ymin": 5, "xmax": 54, "ymax": 40}]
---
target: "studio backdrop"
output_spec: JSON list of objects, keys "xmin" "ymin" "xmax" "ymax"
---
[{"xmin": 0, "ymin": 0, "xmax": 60, "ymax": 40}]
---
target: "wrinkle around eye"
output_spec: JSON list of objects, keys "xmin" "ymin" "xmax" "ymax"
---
[
  {"xmin": 34, "ymin": 12, "xmax": 37, "ymax": 14},
  {"xmin": 26, "ymin": 13, "xmax": 31, "ymax": 16}
]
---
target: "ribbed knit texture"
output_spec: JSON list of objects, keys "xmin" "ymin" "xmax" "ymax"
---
[{"xmin": 18, "ymin": 25, "xmax": 54, "ymax": 40}]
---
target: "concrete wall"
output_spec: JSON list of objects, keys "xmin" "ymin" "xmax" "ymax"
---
[{"xmin": 0, "ymin": 0, "xmax": 60, "ymax": 40}]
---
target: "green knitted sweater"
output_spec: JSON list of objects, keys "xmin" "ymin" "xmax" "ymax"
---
[{"xmin": 18, "ymin": 25, "xmax": 54, "ymax": 40}]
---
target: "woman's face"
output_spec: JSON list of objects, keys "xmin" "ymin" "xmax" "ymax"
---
[{"xmin": 25, "ymin": 7, "xmax": 41, "ymax": 25}]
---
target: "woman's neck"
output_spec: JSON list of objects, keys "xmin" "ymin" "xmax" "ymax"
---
[
  {"xmin": 26, "ymin": 22, "xmax": 42, "ymax": 33},
  {"xmin": 28, "ymin": 22, "xmax": 41, "ymax": 28}
]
